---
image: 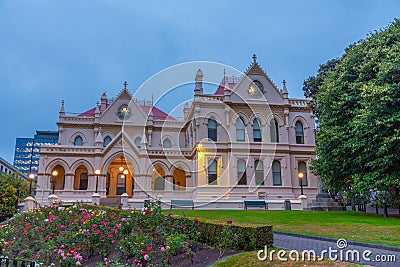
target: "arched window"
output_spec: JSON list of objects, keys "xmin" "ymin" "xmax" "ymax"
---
[
  {"xmin": 207, "ymin": 159, "xmax": 218, "ymax": 185},
  {"xmin": 253, "ymin": 118, "xmax": 262, "ymax": 142},
  {"xmin": 270, "ymin": 119, "xmax": 279, "ymax": 143},
  {"xmin": 295, "ymin": 121, "xmax": 304, "ymax": 144},
  {"xmin": 254, "ymin": 160, "xmax": 264, "ymax": 185},
  {"xmin": 79, "ymin": 173, "xmax": 88, "ymax": 190},
  {"xmin": 103, "ymin": 136, "xmax": 112, "ymax": 147},
  {"xmin": 152, "ymin": 166, "xmax": 165, "ymax": 191},
  {"xmin": 51, "ymin": 165, "xmax": 65, "ymax": 191},
  {"xmin": 272, "ymin": 160, "xmax": 282, "ymax": 186},
  {"xmin": 163, "ymin": 138, "xmax": 171, "ymax": 148},
  {"xmin": 208, "ymin": 118, "xmax": 217, "ymax": 141},
  {"xmin": 116, "ymin": 173, "xmax": 126, "ymax": 195},
  {"xmin": 74, "ymin": 136, "xmax": 83, "ymax": 146},
  {"xmin": 74, "ymin": 165, "xmax": 88, "ymax": 190},
  {"xmin": 298, "ymin": 161, "xmax": 308, "ymax": 186},
  {"xmin": 237, "ymin": 159, "xmax": 247, "ymax": 185},
  {"xmin": 236, "ymin": 118, "xmax": 245, "ymax": 142},
  {"xmin": 134, "ymin": 137, "xmax": 141, "ymax": 148}
]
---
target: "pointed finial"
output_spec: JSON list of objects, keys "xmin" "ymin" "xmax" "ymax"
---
[
  {"xmin": 195, "ymin": 69, "xmax": 203, "ymax": 81},
  {"xmin": 151, "ymin": 94, "xmax": 154, "ymax": 106},
  {"xmin": 59, "ymin": 100, "xmax": 65, "ymax": 115},
  {"xmin": 282, "ymin": 80, "xmax": 288, "ymax": 99},
  {"xmin": 123, "ymin": 81, "xmax": 128, "ymax": 90},
  {"xmin": 252, "ymin": 54, "xmax": 257, "ymax": 63}
]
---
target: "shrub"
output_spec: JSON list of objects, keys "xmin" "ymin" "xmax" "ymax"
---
[
  {"xmin": 193, "ymin": 220, "xmax": 273, "ymax": 251},
  {"xmin": 0, "ymin": 183, "xmax": 18, "ymax": 221}
]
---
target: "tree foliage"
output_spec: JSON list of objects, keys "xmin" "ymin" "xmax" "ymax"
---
[
  {"xmin": 0, "ymin": 172, "xmax": 30, "ymax": 221},
  {"xmin": 302, "ymin": 58, "xmax": 340, "ymax": 121},
  {"xmin": 311, "ymin": 19, "xmax": 400, "ymax": 205}
]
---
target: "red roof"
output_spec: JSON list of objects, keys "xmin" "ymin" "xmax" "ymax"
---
[
  {"xmin": 78, "ymin": 105, "xmax": 176, "ymax": 121},
  {"xmin": 214, "ymin": 81, "xmax": 236, "ymax": 95},
  {"xmin": 140, "ymin": 106, "xmax": 176, "ymax": 121},
  {"xmin": 78, "ymin": 107, "xmax": 96, "ymax": 117}
]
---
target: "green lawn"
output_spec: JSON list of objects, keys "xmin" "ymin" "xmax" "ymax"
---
[
  {"xmin": 166, "ymin": 210, "xmax": 400, "ymax": 247},
  {"xmin": 212, "ymin": 251, "xmax": 363, "ymax": 267}
]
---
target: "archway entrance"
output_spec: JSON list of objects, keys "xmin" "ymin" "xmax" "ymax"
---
[
  {"xmin": 173, "ymin": 168, "xmax": 186, "ymax": 190},
  {"xmin": 106, "ymin": 156, "xmax": 134, "ymax": 197}
]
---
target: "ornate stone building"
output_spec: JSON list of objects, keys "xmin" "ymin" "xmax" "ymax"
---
[{"xmin": 37, "ymin": 57, "xmax": 318, "ymax": 209}]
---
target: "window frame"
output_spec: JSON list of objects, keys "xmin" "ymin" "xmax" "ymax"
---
[
  {"xmin": 254, "ymin": 159, "xmax": 264, "ymax": 185},
  {"xmin": 253, "ymin": 118, "xmax": 262, "ymax": 142},
  {"xmin": 272, "ymin": 160, "xmax": 282, "ymax": 186},
  {"xmin": 237, "ymin": 159, "xmax": 247, "ymax": 185},
  {"xmin": 208, "ymin": 118, "xmax": 217, "ymax": 142},
  {"xmin": 295, "ymin": 121, "xmax": 304, "ymax": 144},
  {"xmin": 298, "ymin": 161, "xmax": 308, "ymax": 186},
  {"xmin": 236, "ymin": 118, "xmax": 245, "ymax": 142},
  {"xmin": 73, "ymin": 136, "xmax": 83, "ymax": 146}
]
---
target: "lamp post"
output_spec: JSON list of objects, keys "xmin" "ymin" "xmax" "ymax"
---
[
  {"xmin": 28, "ymin": 173, "xmax": 35, "ymax": 196},
  {"xmin": 51, "ymin": 170, "xmax": 58, "ymax": 194},
  {"xmin": 95, "ymin": 169, "xmax": 101, "ymax": 193},
  {"xmin": 298, "ymin": 172, "xmax": 304, "ymax": 195}
]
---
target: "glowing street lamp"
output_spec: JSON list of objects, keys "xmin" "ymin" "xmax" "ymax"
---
[
  {"xmin": 298, "ymin": 172, "xmax": 304, "ymax": 195},
  {"xmin": 95, "ymin": 169, "xmax": 101, "ymax": 193},
  {"xmin": 51, "ymin": 170, "xmax": 58, "ymax": 194},
  {"xmin": 28, "ymin": 173, "xmax": 35, "ymax": 196}
]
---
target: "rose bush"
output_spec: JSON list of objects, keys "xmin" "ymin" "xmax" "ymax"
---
[{"xmin": 0, "ymin": 199, "xmax": 199, "ymax": 266}]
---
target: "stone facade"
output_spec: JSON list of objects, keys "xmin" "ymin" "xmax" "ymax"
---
[{"xmin": 36, "ymin": 58, "xmax": 318, "ymax": 207}]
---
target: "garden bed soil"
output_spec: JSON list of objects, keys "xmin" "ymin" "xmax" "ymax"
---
[{"xmin": 84, "ymin": 245, "xmax": 239, "ymax": 267}]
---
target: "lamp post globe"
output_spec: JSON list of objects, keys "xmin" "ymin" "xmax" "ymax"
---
[
  {"xmin": 28, "ymin": 173, "xmax": 35, "ymax": 196},
  {"xmin": 298, "ymin": 172, "xmax": 304, "ymax": 195},
  {"xmin": 51, "ymin": 170, "xmax": 58, "ymax": 194},
  {"xmin": 95, "ymin": 169, "xmax": 101, "ymax": 193}
]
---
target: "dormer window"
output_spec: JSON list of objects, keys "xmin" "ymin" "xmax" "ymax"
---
[
  {"xmin": 163, "ymin": 138, "xmax": 171, "ymax": 148},
  {"xmin": 74, "ymin": 136, "xmax": 83, "ymax": 146},
  {"xmin": 103, "ymin": 136, "xmax": 112, "ymax": 147}
]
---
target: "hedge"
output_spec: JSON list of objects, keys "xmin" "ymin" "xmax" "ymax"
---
[{"xmin": 182, "ymin": 218, "xmax": 273, "ymax": 251}]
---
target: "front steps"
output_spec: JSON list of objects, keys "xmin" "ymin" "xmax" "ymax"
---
[
  {"xmin": 304, "ymin": 193, "xmax": 345, "ymax": 211},
  {"xmin": 99, "ymin": 197, "xmax": 121, "ymax": 207}
]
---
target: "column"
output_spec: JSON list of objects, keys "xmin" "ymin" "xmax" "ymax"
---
[
  {"xmin": 165, "ymin": 175, "xmax": 173, "ymax": 191},
  {"xmin": 64, "ymin": 174, "xmax": 74, "ymax": 191}
]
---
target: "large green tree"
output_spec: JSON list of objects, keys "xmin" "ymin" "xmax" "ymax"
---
[
  {"xmin": 302, "ymin": 58, "xmax": 340, "ymax": 121},
  {"xmin": 0, "ymin": 172, "xmax": 30, "ymax": 221},
  {"xmin": 312, "ymin": 19, "xmax": 400, "ymax": 205}
]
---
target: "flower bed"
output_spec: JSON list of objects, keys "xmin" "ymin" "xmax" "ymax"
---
[{"xmin": 0, "ymin": 200, "xmax": 273, "ymax": 266}]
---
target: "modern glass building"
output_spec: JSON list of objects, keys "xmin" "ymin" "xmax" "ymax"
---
[{"xmin": 14, "ymin": 131, "xmax": 59, "ymax": 175}]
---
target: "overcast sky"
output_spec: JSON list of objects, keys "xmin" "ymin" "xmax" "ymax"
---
[{"xmin": 0, "ymin": 0, "xmax": 399, "ymax": 163}]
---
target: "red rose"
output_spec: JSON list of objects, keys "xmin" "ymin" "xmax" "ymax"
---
[
  {"xmin": 194, "ymin": 218, "xmax": 199, "ymax": 223},
  {"xmin": 141, "ymin": 251, "xmax": 146, "ymax": 255}
]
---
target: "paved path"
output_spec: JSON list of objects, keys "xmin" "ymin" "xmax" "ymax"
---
[{"xmin": 273, "ymin": 231, "xmax": 399, "ymax": 267}]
